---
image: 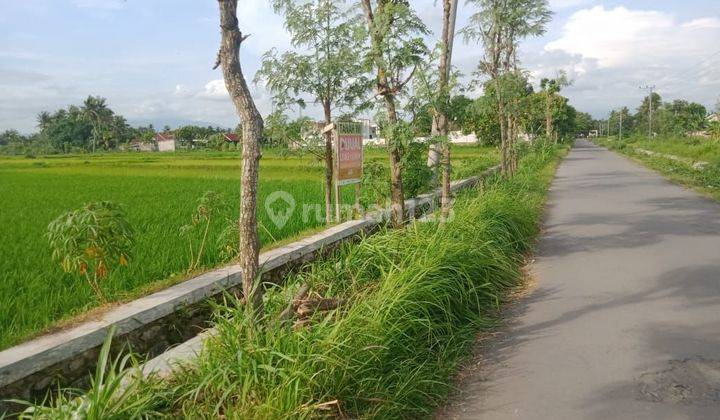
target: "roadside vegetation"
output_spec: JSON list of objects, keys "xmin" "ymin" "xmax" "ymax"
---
[
  {"xmin": 596, "ymin": 135, "xmax": 720, "ymax": 201},
  {"xmin": 589, "ymin": 90, "xmax": 720, "ymax": 200},
  {"xmin": 17, "ymin": 141, "xmax": 567, "ymax": 419},
  {"xmin": 0, "ymin": 146, "xmax": 496, "ymax": 350}
]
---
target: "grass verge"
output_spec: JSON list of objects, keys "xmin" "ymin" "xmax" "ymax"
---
[
  {"xmin": 595, "ymin": 135, "xmax": 720, "ymax": 201},
  {"xmin": 14, "ymin": 143, "xmax": 564, "ymax": 419}
]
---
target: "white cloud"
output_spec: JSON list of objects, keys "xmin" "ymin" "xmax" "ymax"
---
[
  {"xmin": 533, "ymin": 6, "xmax": 720, "ymax": 117},
  {"xmin": 545, "ymin": 6, "xmax": 720, "ymax": 68},
  {"xmin": 173, "ymin": 84, "xmax": 191, "ymax": 98},
  {"xmin": 200, "ymin": 79, "xmax": 229, "ymax": 99},
  {"xmin": 682, "ymin": 17, "xmax": 720, "ymax": 30}
]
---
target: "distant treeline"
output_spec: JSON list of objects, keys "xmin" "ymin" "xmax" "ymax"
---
[
  {"xmin": 12, "ymin": 89, "xmax": 714, "ymax": 156},
  {"xmin": 0, "ymin": 96, "xmax": 235, "ymax": 156},
  {"xmin": 600, "ymin": 93, "xmax": 716, "ymax": 138}
]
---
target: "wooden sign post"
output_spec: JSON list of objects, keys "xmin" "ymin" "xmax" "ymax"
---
[{"xmin": 333, "ymin": 121, "xmax": 364, "ymax": 222}]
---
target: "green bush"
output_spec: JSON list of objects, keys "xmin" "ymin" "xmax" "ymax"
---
[
  {"xmin": 401, "ymin": 141, "xmax": 433, "ymax": 197},
  {"xmin": 360, "ymin": 141, "xmax": 433, "ymax": 207}
]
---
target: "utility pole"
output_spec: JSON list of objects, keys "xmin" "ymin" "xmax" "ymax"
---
[
  {"xmin": 618, "ymin": 109, "xmax": 623, "ymax": 140},
  {"xmin": 640, "ymin": 85, "xmax": 656, "ymax": 138}
]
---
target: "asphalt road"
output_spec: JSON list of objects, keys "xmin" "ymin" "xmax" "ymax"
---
[{"xmin": 442, "ymin": 140, "xmax": 720, "ymax": 419}]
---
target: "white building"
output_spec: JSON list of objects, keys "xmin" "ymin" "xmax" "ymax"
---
[
  {"xmin": 155, "ymin": 133, "xmax": 176, "ymax": 152},
  {"xmin": 449, "ymin": 131, "xmax": 478, "ymax": 144}
]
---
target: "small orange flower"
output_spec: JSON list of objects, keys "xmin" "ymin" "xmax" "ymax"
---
[
  {"xmin": 119, "ymin": 254, "xmax": 128, "ymax": 266},
  {"xmin": 97, "ymin": 261, "xmax": 108, "ymax": 279},
  {"xmin": 79, "ymin": 262, "xmax": 88, "ymax": 275}
]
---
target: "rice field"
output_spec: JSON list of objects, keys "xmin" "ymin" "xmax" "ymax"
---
[{"xmin": 0, "ymin": 146, "xmax": 496, "ymax": 349}]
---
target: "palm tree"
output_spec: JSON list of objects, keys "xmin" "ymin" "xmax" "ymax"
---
[
  {"xmin": 82, "ymin": 96, "xmax": 112, "ymax": 152},
  {"xmin": 37, "ymin": 111, "xmax": 52, "ymax": 132}
]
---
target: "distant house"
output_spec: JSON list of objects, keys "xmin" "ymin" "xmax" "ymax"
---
[
  {"xmin": 191, "ymin": 138, "xmax": 209, "ymax": 148},
  {"xmin": 155, "ymin": 133, "xmax": 176, "ymax": 152},
  {"xmin": 300, "ymin": 119, "xmax": 381, "ymax": 146},
  {"xmin": 223, "ymin": 133, "xmax": 239, "ymax": 143},
  {"xmin": 708, "ymin": 113, "xmax": 720, "ymax": 123},
  {"xmin": 129, "ymin": 139, "xmax": 155, "ymax": 152},
  {"xmin": 449, "ymin": 131, "xmax": 479, "ymax": 144}
]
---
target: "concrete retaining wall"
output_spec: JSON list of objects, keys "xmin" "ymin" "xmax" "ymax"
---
[
  {"xmin": 634, "ymin": 148, "xmax": 710, "ymax": 170},
  {"xmin": 0, "ymin": 166, "xmax": 499, "ymax": 413}
]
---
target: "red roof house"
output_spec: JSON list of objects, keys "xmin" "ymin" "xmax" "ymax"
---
[
  {"xmin": 155, "ymin": 132, "xmax": 176, "ymax": 142},
  {"xmin": 223, "ymin": 133, "xmax": 239, "ymax": 143}
]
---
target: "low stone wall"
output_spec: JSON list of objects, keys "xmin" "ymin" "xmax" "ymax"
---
[
  {"xmin": 634, "ymin": 148, "xmax": 710, "ymax": 170},
  {"xmin": 0, "ymin": 166, "xmax": 499, "ymax": 414}
]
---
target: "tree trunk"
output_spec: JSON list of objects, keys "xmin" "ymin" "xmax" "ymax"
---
[
  {"xmin": 385, "ymin": 95, "xmax": 405, "ymax": 227},
  {"xmin": 361, "ymin": 0, "xmax": 406, "ymax": 228},
  {"xmin": 508, "ymin": 114, "xmax": 516, "ymax": 174},
  {"xmin": 440, "ymin": 138, "xmax": 451, "ymax": 219},
  {"xmin": 496, "ymin": 90, "xmax": 509, "ymax": 177},
  {"xmin": 217, "ymin": 0, "xmax": 264, "ymax": 315},
  {"xmin": 546, "ymin": 93, "xmax": 553, "ymax": 142},
  {"xmin": 322, "ymin": 101, "xmax": 334, "ymax": 224},
  {"xmin": 436, "ymin": 0, "xmax": 457, "ymax": 221}
]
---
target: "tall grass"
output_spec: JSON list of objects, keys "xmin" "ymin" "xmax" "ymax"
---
[
  {"xmin": 15, "ymin": 143, "xmax": 562, "ymax": 419},
  {"xmin": 12, "ymin": 327, "xmax": 161, "ymax": 420}
]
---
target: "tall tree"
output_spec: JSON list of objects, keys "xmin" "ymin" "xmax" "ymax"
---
[
  {"xmin": 361, "ymin": 0, "xmax": 428, "ymax": 227},
  {"xmin": 37, "ymin": 111, "xmax": 52, "ymax": 132},
  {"xmin": 634, "ymin": 91, "xmax": 661, "ymax": 137},
  {"xmin": 540, "ymin": 71, "xmax": 570, "ymax": 143},
  {"xmin": 257, "ymin": 0, "xmax": 368, "ymax": 224},
  {"xmin": 215, "ymin": 0, "xmax": 265, "ymax": 314},
  {"xmin": 81, "ymin": 96, "xmax": 113, "ymax": 152},
  {"xmin": 434, "ymin": 0, "xmax": 458, "ymax": 219},
  {"xmin": 664, "ymin": 100, "xmax": 707, "ymax": 134},
  {"xmin": 574, "ymin": 111, "xmax": 595, "ymax": 136},
  {"xmin": 464, "ymin": 0, "xmax": 551, "ymax": 175}
]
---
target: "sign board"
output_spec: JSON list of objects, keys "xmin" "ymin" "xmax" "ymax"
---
[{"xmin": 334, "ymin": 121, "xmax": 363, "ymax": 186}]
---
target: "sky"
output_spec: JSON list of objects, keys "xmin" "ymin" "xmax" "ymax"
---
[{"xmin": 1, "ymin": 0, "xmax": 719, "ymax": 133}]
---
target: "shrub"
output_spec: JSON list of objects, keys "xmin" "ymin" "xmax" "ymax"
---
[
  {"xmin": 180, "ymin": 191, "xmax": 228, "ymax": 272},
  {"xmin": 47, "ymin": 202, "xmax": 134, "ymax": 302},
  {"xmin": 402, "ymin": 141, "xmax": 434, "ymax": 197}
]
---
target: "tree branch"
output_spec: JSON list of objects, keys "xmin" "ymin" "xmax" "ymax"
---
[
  {"xmin": 279, "ymin": 283, "xmax": 310, "ymax": 322},
  {"xmin": 395, "ymin": 65, "xmax": 418, "ymax": 92},
  {"xmin": 213, "ymin": 32, "xmax": 251, "ymax": 70}
]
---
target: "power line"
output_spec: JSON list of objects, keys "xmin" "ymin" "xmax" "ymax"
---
[{"xmin": 665, "ymin": 48, "xmax": 720, "ymax": 81}]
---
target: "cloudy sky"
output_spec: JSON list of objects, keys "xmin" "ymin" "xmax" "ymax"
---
[{"xmin": 1, "ymin": 0, "xmax": 719, "ymax": 133}]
